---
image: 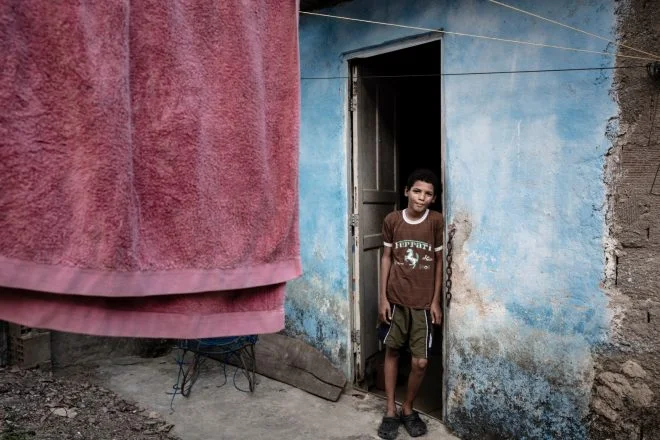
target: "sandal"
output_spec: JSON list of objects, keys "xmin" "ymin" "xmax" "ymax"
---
[
  {"xmin": 377, "ymin": 415, "xmax": 401, "ymax": 440},
  {"xmin": 400, "ymin": 410, "xmax": 427, "ymax": 437}
]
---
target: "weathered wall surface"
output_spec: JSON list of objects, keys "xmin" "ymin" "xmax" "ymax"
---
[
  {"xmin": 298, "ymin": 0, "xmax": 620, "ymax": 437},
  {"xmin": 593, "ymin": 0, "xmax": 660, "ymax": 438},
  {"xmin": 50, "ymin": 333, "xmax": 170, "ymax": 368},
  {"xmin": 0, "ymin": 321, "xmax": 7, "ymax": 366},
  {"xmin": 284, "ymin": 95, "xmax": 350, "ymax": 369},
  {"xmin": 0, "ymin": 321, "xmax": 167, "ymax": 369},
  {"xmin": 285, "ymin": 276, "xmax": 349, "ymax": 371}
]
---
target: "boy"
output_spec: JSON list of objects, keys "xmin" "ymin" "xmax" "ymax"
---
[{"xmin": 377, "ymin": 169, "xmax": 444, "ymax": 439}]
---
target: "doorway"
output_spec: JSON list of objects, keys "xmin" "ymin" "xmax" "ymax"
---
[{"xmin": 349, "ymin": 38, "xmax": 444, "ymax": 419}]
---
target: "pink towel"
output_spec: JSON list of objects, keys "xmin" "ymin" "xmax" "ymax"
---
[
  {"xmin": 0, "ymin": 1, "xmax": 300, "ymax": 337},
  {"xmin": 0, "ymin": 285, "xmax": 286, "ymax": 339},
  {"xmin": 0, "ymin": 0, "xmax": 301, "ymax": 296}
]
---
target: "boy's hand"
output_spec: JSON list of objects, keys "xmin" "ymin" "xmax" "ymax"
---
[
  {"xmin": 379, "ymin": 298, "xmax": 392, "ymax": 324},
  {"xmin": 431, "ymin": 302, "xmax": 442, "ymax": 325}
]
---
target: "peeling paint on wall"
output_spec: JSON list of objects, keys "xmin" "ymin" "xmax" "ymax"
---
[
  {"xmin": 285, "ymin": 276, "xmax": 349, "ymax": 372},
  {"xmin": 446, "ymin": 213, "xmax": 601, "ymax": 438}
]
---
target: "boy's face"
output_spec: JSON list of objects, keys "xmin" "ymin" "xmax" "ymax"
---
[{"xmin": 404, "ymin": 180, "xmax": 436, "ymax": 214}]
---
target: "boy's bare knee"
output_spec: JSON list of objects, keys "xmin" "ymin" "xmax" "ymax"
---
[{"xmin": 412, "ymin": 357, "xmax": 428, "ymax": 371}]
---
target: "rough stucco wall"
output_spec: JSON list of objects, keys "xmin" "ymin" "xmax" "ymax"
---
[
  {"xmin": 593, "ymin": 0, "xmax": 660, "ymax": 438},
  {"xmin": 284, "ymin": 69, "xmax": 351, "ymax": 370},
  {"xmin": 50, "ymin": 333, "xmax": 170, "ymax": 368},
  {"xmin": 443, "ymin": 2, "xmax": 617, "ymax": 437},
  {"xmin": 50, "ymin": 333, "xmax": 136, "ymax": 367},
  {"xmin": 298, "ymin": 1, "xmax": 619, "ymax": 437},
  {"xmin": 285, "ymin": 276, "xmax": 349, "ymax": 371}
]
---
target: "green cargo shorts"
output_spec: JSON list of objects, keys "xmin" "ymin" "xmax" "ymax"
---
[{"xmin": 382, "ymin": 304, "xmax": 433, "ymax": 359}]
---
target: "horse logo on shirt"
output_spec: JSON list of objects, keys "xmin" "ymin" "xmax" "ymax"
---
[{"xmin": 404, "ymin": 249, "xmax": 419, "ymax": 269}]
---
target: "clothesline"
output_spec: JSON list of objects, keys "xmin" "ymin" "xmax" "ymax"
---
[
  {"xmin": 301, "ymin": 64, "xmax": 649, "ymax": 80},
  {"xmin": 487, "ymin": 0, "xmax": 660, "ymax": 61},
  {"xmin": 299, "ymin": 11, "xmax": 659, "ymax": 62}
]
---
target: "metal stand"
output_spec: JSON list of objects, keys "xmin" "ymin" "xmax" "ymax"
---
[{"xmin": 173, "ymin": 336, "xmax": 258, "ymax": 399}]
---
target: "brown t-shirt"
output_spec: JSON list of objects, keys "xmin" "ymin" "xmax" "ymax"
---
[{"xmin": 382, "ymin": 209, "xmax": 444, "ymax": 309}]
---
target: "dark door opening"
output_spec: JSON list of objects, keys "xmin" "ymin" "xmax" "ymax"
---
[{"xmin": 351, "ymin": 39, "xmax": 443, "ymax": 419}]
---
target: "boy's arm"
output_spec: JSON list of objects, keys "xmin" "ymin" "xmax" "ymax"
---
[
  {"xmin": 379, "ymin": 246, "xmax": 393, "ymax": 323},
  {"xmin": 431, "ymin": 251, "xmax": 443, "ymax": 325}
]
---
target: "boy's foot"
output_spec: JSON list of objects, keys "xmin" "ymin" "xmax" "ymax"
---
[
  {"xmin": 377, "ymin": 415, "xmax": 401, "ymax": 440},
  {"xmin": 400, "ymin": 410, "xmax": 427, "ymax": 437}
]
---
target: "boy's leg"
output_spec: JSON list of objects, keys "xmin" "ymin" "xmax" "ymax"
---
[
  {"xmin": 384, "ymin": 346, "xmax": 400, "ymax": 417},
  {"xmin": 402, "ymin": 308, "xmax": 432, "ymax": 414},
  {"xmin": 380, "ymin": 304, "xmax": 408, "ymax": 416},
  {"xmin": 377, "ymin": 305, "xmax": 408, "ymax": 439},
  {"xmin": 401, "ymin": 356, "xmax": 428, "ymax": 416},
  {"xmin": 399, "ymin": 309, "xmax": 432, "ymax": 437}
]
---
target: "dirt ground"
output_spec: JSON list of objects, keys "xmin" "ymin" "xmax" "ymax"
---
[
  {"xmin": 1, "ymin": 354, "xmax": 460, "ymax": 440},
  {"xmin": 0, "ymin": 366, "xmax": 179, "ymax": 440}
]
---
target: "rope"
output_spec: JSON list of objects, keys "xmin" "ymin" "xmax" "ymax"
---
[
  {"xmin": 487, "ymin": 0, "xmax": 660, "ymax": 61},
  {"xmin": 299, "ymin": 11, "xmax": 658, "ymax": 61},
  {"xmin": 300, "ymin": 64, "xmax": 648, "ymax": 80}
]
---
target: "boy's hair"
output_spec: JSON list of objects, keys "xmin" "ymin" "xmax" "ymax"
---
[{"xmin": 406, "ymin": 169, "xmax": 440, "ymax": 194}]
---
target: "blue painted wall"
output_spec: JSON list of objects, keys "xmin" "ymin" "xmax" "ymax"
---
[{"xmin": 295, "ymin": 0, "xmax": 617, "ymax": 437}]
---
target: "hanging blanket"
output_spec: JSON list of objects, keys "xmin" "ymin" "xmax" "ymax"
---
[
  {"xmin": 0, "ymin": 285, "xmax": 286, "ymax": 339},
  {"xmin": 0, "ymin": 1, "xmax": 300, "ymax": 336}
]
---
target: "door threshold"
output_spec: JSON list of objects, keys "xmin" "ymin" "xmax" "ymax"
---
[{"xmin": 349, "ymin": 384, "xmax": 443, "ymax": 422}]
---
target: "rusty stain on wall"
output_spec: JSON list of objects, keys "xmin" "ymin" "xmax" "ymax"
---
[{"xmin": 446, "ymin": 212, "xmax": 605, "ymax": 438}]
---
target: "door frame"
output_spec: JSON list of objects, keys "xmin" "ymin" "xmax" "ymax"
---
[{"xmin": 344, "ymin": 32, "xmax": 448, "ymax": 416}]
